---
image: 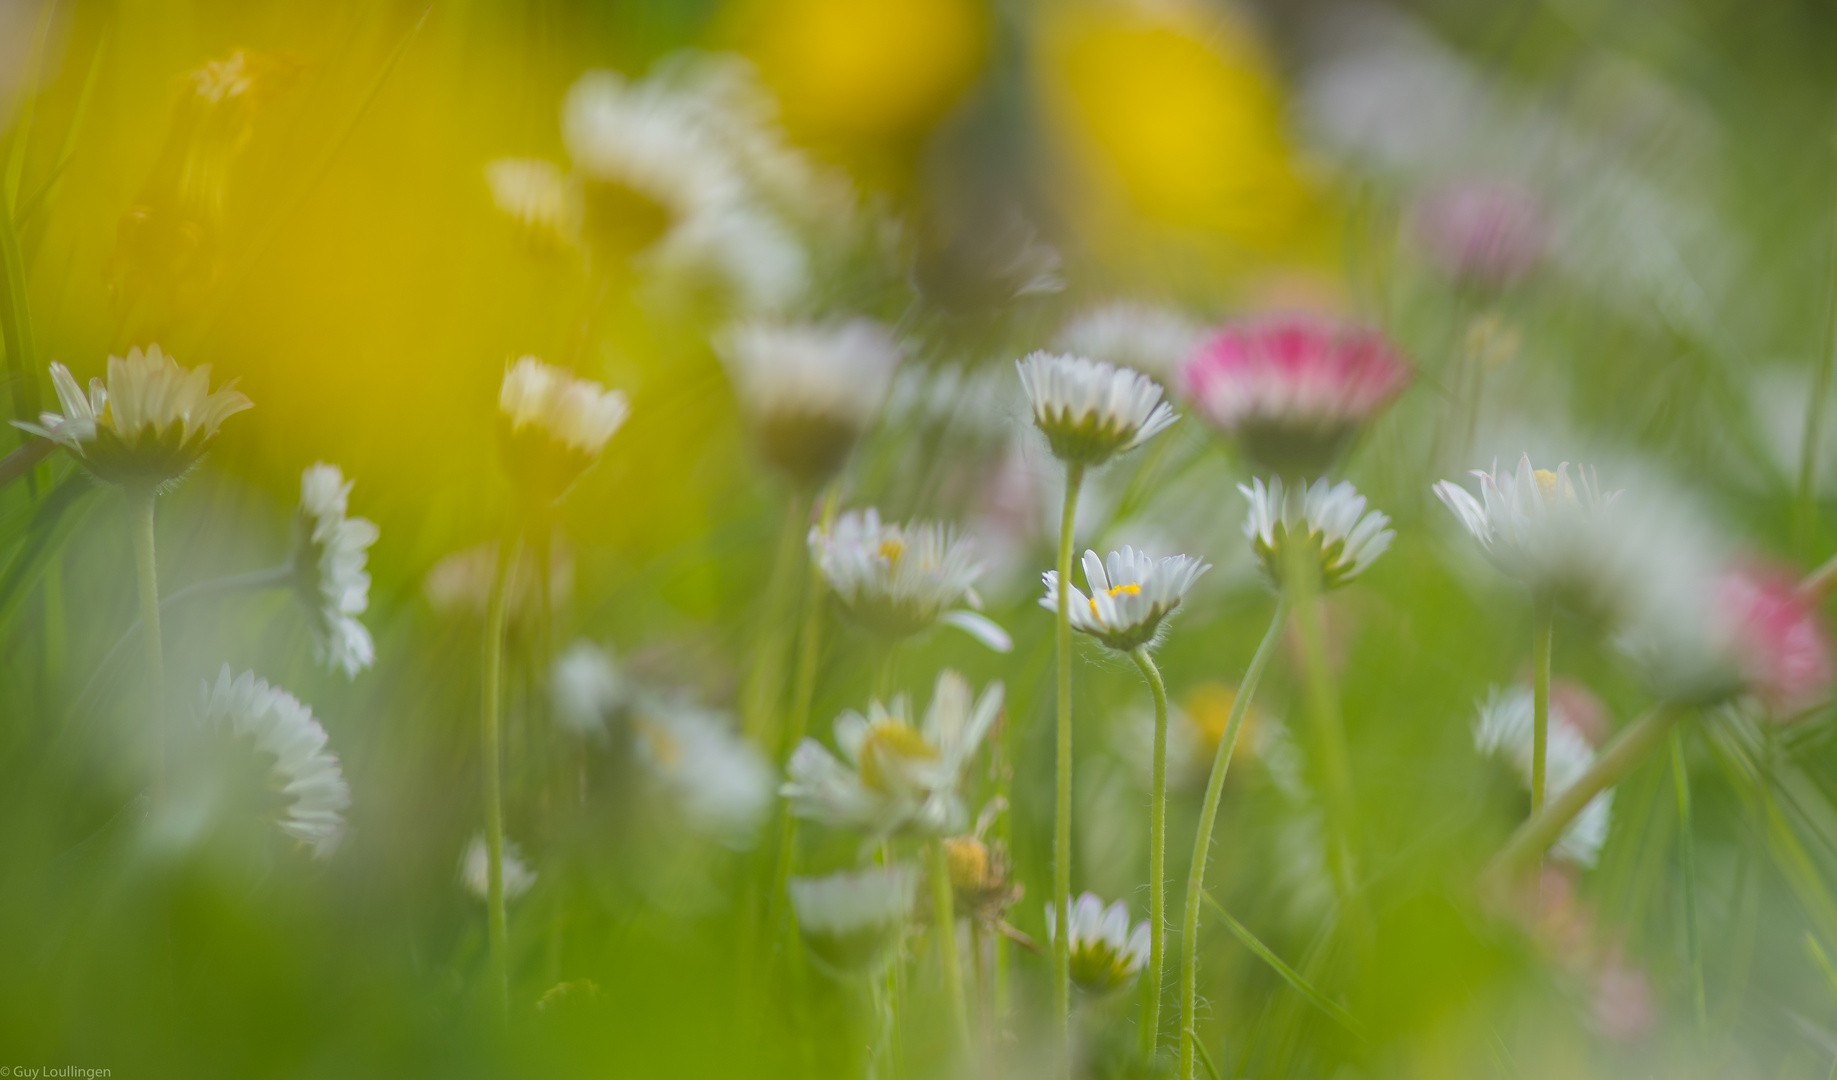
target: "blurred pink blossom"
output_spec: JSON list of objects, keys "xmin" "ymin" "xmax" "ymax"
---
[
  {"xmin": 1718, "ymin": 564, "xmax": 1833, "ymax": 717},
  {"xmin": 1411, "ymin": 180, "xmax": 1547, "ymax": 288}
]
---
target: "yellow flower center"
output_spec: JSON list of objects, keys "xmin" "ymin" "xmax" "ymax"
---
[
  {"xmin": 636, "ymin": 717, "xmax": 681, "ymax": 769},
  {"xmin": 1533, "ymin": 469, "xmax": 1577, "ymax": 506},
  {"xmin": 878, "ymin": 538, "xmax": 905, "ymax": 563},
  {"xmin": 1088, "ymin": 582, "xmax": 1140, "ymax": 614},
  {"xmin": 857, "ymin": 720, "xmax": 937, "ymax": 793},
  {"xmin": 943, "ymin": 836, "xmax": 989, "ymax": 891}
]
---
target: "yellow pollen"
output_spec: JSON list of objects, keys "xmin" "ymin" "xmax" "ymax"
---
[
  {"xmin": 1533, "ymin": 469, "xmax": 1577, "ymax": 505},
  {"xmin": 878, "ymin": 538, "xmax": 905, "ymax": 563},
  {"xmin": 1088, "ymin": 582, "xmax": 1140, "ymax": 614},
  {"xmin": 858, "ymin": 721, "xmax": 938, "ymax": 793}
]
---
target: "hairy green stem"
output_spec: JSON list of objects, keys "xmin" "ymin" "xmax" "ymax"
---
[
  {"xmin": 1180, "ymin": 596, "xmax": 1289, "ymax": 1080},
  {"xmin": 1531, "ymin": 591, "xmax": 1554, "ymax": 814},
  {"xmin": 128, "ymin": 488, "xmax": 164, "ymax": 803},
  {"xmin": 481, "ymin": 538, "xmax": 516, "ymax": 1017},
  {"xmin": 1131, "ymin": 645, "xmax": 1170, "ymax": 1062},
  {"xmin": 928, "ymin": 838, "xmax": 970, "ymax": 1051},
  {"xmin": 1052, "ymin": 462, "xmax": 1086, "ymax": 1059}
]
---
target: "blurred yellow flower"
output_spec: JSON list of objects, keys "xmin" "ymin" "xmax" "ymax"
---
[
  {"xmin": 1037, "ymin": 1, "xmax": 1310, "ymax": 249},
  {"xmin": 732, "ymin": 0, "xmax": 988, "ymax": 140}
]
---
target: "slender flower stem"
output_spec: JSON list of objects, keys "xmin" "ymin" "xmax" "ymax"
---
[
  {"xmin": 1486, "ymin": 704, "xmax": 1683, "ymax": 886},
  {"xmin": 127, "ymin": 487, "xmax": 164, "ymax": 803},
  {"xmin": 1130, "ymin": 645, "xmax": 1170, "ymax": 1062},
  {"xmin": 1052, "ymin": 461, "xmax": 1086, "ymax": 1060},
  {"xmin": 1671, "ymin": 727, "xmax": 1706, "ymax": 1028},
  {"xmin": 928, "ymin": 838, "xmax": 971, "ymax": 1051},
  {"xmin": 1530, "ymin": 591, "xmax": 1554, "ymax": 814},
  {"xmin": 1180, "ymin": 596, "xmax": 1289, "ymax": 1080},
  {"xmin": 481, "ymin": 537, "xmax": 517, "ymax": 1017}
]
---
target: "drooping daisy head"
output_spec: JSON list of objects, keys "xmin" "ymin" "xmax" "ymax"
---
[
  {"xmin": 1041, "ymin": 546, "xmax": 1210, "ymax": 652},
  {"xmin": 715, "ymin": 318, "xmax": 901, "ymax": 484},
  {"xmin": 461, "ymin": 832, "xmax": 537, "ymax": 902},
  {"xmin": 631, "ymin": 701, "xmax": 774, "ymax": 848},
  {"xmin": 1015, "ymin": 351, "xmax": 1178, "ymax": 467},
  {"xmin": 1473, "ymin": 684, "xmax": 1613, "ymax": 867},
  {"xmin": 290, "ymin": 463, "xmax": 378, "ymax": 679},
  {"xmin": 484, "ymin": 157, "xmax": 583, "ymax": 253},
  {"xmin": 1045, "ymin": 893, "xmax": 1150, "ymax": 995},
  {"xmin": 1055, "ymin": 301, "xmax": 1204, "ymax": 384},
  {"xmin": 1433, "ymin": 455, "xmax": 1621, "ymax": 606},
  {"xmin": 497, "ymin": 357, "xmax": 630, "ymax": 504},
  {"xmin": 1182, "ymin": 316, "xmax": 1410, "ymax": 480},
  {"xmin": 198, "ymin": 666, "xmax": 350, "ymax": 859},
  {"xmin": 16, "ymin": 347, "xmax": 252, "ymax": 489},
  {"xmin": 809, "ymin": 509, "xmax": 1011, "ymax": 651},
  {"xmin": 550, "ymin": 639, "xmax": 628, "ymax": 737},
  {"xmin": 1241, "ymin": 476, "xmax": 1394, "ymax": 591},
  {"xmin": 1411, "ymin": 180, "xmax": 1547, "ymax": 289},
  {"xmin": 789, "ymin": 864, "xmax": 918, "ymax": 978},
  {"xmin": 782, "ymin": 670, "xmax": 1004, "ymax": 838}
]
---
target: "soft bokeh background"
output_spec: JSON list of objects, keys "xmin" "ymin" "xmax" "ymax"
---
[{"xmin": 7, "ymin": 0, "xmax": 1837, "ymax": 1077}]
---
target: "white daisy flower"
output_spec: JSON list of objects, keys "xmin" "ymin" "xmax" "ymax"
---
[
  {"xmin": 782, "ymin": 670, "xmax": 1004, "ymax": 838},
  {"xmin": 198, "ymin": 665, "xmax": 350, "ymax": 858},
  {"xmin": 550, "ymin": 639, "xmax": 627, "ymax": 736},
  {"xmin": 461, "ymin": 832, "xmax": 537, "ymax": 902},
  {"xmin": 646, "ymin": 201, "xmax": 809, "ymax": 315},
  {"xmin": 1241, "ymin": 476, "xmax": 1394, "ymax": 589},
  {"xmin": 715, "ymin": 318, "xmax": 901, "ymax": 483},
  {"xmin": 498, "ymin": 357, "xmax": 630, "ymax": 502},
  {"xmin": 484, "ymin": 157, "xmax": 583, "ymax": 250},
  {"xmin": 789, "ymin": 864, "xmax": 918, "ymax": 977},
  {"xmin": 632, "ymin": 702, "xmax": 774, "ymax": 847},
  {"xmin": 1016, "ymin": 351, "xmax": 1178, "ymax": 467},
  {"xmin": 1433, "ymin": 454, "xmax": 1621, "ymax": 602},
  {"xmin": 1473, "ymin": 685, "xmax": 1613, "ymax": 866},
  {"xmin": 15, "ymin": 347, "xmax": 252, "ymax": 488},
  {"xmin": 291, "ymin": 463, "xmax": 378, "ymax": 679},
  {"xmin": 1041, "ymin": 546, "xmax": 1210, "ymax": 652},
  {"xmin": 808, "ymin": 508, "xmax": 1011, "ymax": 651},
  {"xmin": 1045, "ymin": 892, "xmax": 1151, "ymax": 995},
  {"xmin": 1056, "ymin": 301, "xmax": 1203, "ymax": 383}
]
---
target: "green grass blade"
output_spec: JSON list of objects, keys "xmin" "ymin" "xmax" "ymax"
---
[
  {"xmin": 1203, "ymin": 891, "xmax": 1367, "ymax": 1041},
  {"xmin": 1188, "ymin": 1026, "xmax": 1225, "ymax": 1080},
  {"xmin": 1672, "ymin": 727, "xmax": 1706, "ymax": 1028},
  {"xmin": 15, "ymin": 19, "xmax": 111, "ymax": 232}
]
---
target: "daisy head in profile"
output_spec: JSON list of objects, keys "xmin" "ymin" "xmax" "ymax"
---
[
  {"xmin": 198, "ymin": 666, "xmax": 350, "ymax": 859},
  {"xmin": 461, "ymin": 833, "xmax": 537, "ymax": 902},
  {"xmin": 1182, "ymin": 316, "xmax": 1409, "ymax": 481},
  {"xmin": 789, "ymin": 864, "xmax": 918, "ymax": 979},
  {"xmin": 1046, "ymin": 892, "xmax": 1150, "ymax": 995},
  {"xmin": 1241, "ymin": 476, "xmax": 1394, "ymax": 591},
  {"xmin": 1015, "ymin": 351, "xmax": 1177, "ymax": 468},
  {"xmin": 715, "ymin": 318, "xmax": 901, "ymax": 486},
  {"xmin": 497, "ymin": 356, "xmax": 629, "ymax": 505},
  {"xmin": 808, "ymin": 508, "xmax": 1011, "ymax": 652},
  {"xmin": 291, "ymin": 463, "xmax": 379, "ymax": 679},
  {"xmin": 15, "ymin": 346, "xmax": 252, "ymax": 490},
  {"xmin": 1041, "ymin": 546, "xmax": 1210, "ymax": 653},
  {"xmin": 1433, "ymin": 454, "xmax": 1620, "ymax": 608}
]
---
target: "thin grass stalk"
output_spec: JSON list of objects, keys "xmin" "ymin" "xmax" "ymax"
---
[
  {"xmin": 1531, "ymin": 591, "xmax": 1554, "ymax": 813},
  {"xmin": 128, "ymin": 487, "xmax": 164, "ymax": 803},
  {"xmin": 1179, "ymin": 595, "xmax": 1290, "ymax": 1080},
  {"xmin": 1052, "ymin": 461, "xmax": 1086, "ymax": 1061},
  {"xmin": 1131, "ymin": 644, "xmax": 1170, "ymax": 1062},
  {"xmin": 481, "ymin": 537, "xmax": 517, "ymax": 1017},
  {"xmin": 928, "ymin": 838, "xmax": 970, "ymax": 1051},
  {"xmin": 1671, "ymin": 727, "xmax": 1706, "ymax": 1028}
]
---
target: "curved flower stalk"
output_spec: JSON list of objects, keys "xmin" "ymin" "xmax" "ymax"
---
[
  {"xmin": 808, "ymin": 508, "xmax": 1011, "ymax": 652},
  {"xmin": 497, "ymin": 356, "xmax": 630, "ymax": 506},
  {"xmin": 632, "ymin": 701, "xmax": 774, "ymax": 848},
  {"xmin": 716, "ymin": 318, "xmax": 901, "ymax": 486},
  {"xmin": 1241, "ymin": 476, "xmax": 1394, "ymax": 589},
  {"xmin": 463, "ymin": 833, "xmax": 537, "ymax": 902},
  {"xmin": 789, "ymin": 864, "xmax": 918, "ymax": 978},
  {"xmin": 1045, "ymin": 893, "xmax": 1150, "ymax": 995},
  {"xmin": 199, "ymin": 666, "xmax": 350, "ymax": 859},
  {"xmin": 1041, "ymin": 545, "xmax": 1207, "ymax": 1058},
  {"xmin": 1055, "ymin": 301, "xmax": 1203, "ymax": 384},
  {"xmin": 781, "ymin": 670, "xmax": 1004, "ymax": 840},
  {"xmin": 1182, "ymin": 316, "xmax": 1409, "ymax": 480},
  {"xmin": 292, "ymin": 463, "xmax": 379, "ymax": 678},
  {"xmin": 1474, "ymin": 686, "xmax": 1613, "ymax": 867}
]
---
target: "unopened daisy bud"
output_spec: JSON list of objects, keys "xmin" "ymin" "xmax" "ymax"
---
[
  {"xmin": 943, "ymin": 835, "xmax": 1021, "ymax": 922},
  {"xmin": 15, "ymin": 347, "xmax": 252, "ymax": 489},
  {"xmin": 782, "ymin": 671, "xmax": 1004, "ymax": 838},
  {"xmin": 1473, "ymin": 685, "xmax": 1613, "ymax": 866},
  {"xmin": 1433, "ymin": 454, "xmax": 1620, "ymax": 605},
  {"xmin": 497, "ymin": 356, "xmax": 629, "ymax": 504},
  {"xmin": 1182, "ymin": 316, "xmax": 1410, "ymax": 480},
  {"xmin": 1411, "ymin": 180, "xmax": 1547, "ymax": 289},
  {"xmin": 198, "ymin": 665, "xmax": 350, "ymax": 859},
  {"xmin": 1041, "ymin": 546, "xmax": 1209, "ymax": 652},
  {"xmin": 292, "ymin": 463, "xmax": 378, "ymax": 679},
  {"xmin": 716, "ymin": 318, "xmax": 901, "ymax": 484},
  {"xmin": 1016, "ymin": 351, "xmax": 1177, "ymax": 467},
  {"xmin": 809, "ymin": 508, "xmax": 1012, "ymax": 652},
  {"xmin": 461, "ymin": 833, "xmax": 537, "ymax": 902},
  {"xmin": 1045, "ymin": 892, "xmax": 1150, "ymax": 995},
  {"xmin": 1241, "ymin": 476, "xmax": 1393, "ymax": 590},
  {"xmin": 789, "ymin": 864, "xmax": 918, "ymax": 977}
]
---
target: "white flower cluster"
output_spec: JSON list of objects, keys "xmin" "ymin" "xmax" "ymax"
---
[{"xmin": 295, "ymin": 463, "xmax": 379, "ymax": 678}]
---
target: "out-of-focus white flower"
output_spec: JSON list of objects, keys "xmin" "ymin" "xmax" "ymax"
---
[
  {"xmin": 646, "ymin": 201, "xmax": 809, "ymax": 315},
  {"xmin": 789, "ymin": 864, "xmax": 917, "ymax": 977},
  {"xmin": 1182, "ymin": 316, "xmax": 1410, "ymax": 480},
  {"xmin": 1045, "ymin": 892, "xmax": 1150, "ymax": 995},
  {"xmin": 1241, "ymin": 476, "xmax": 1393, "ymax": 589},
  {"xmin": 199, "ymin": 665, "xmax": 350, "ymax": 858},
  {"xmin": 1016, "ymin": 352, "xmax": 1177, "ymax": 467},
  {"xmin": 461, "ymin": 832, "xmax": 537, "ymax": 902},
  {"xmin": 1433, "ymin": 455, "xmax": 1620, "ymax": 604},
  {"xmin": 809, "ymin": 508, "xmax": 1010, "ymax": 651},
  {"xmin": 1411, "ymin": 180, "xmax": 1546, "ymax": 288},
  {"xmin": 484, "ymin": 158, "xmax": 583, "ymax": 250},
  {"xmin": 1056, "ymin": 301, "xmax": 1203, "ymax": 383},
  {"xmin": 716, "ymin": 318, "xmax": 901, "ymax": 483},
  {"xmin": 497, "ymin": 356, "xmax": 629, "ymax": 502},
  {"xmin": 423, "ymin": 538, "xmax": 575, "ymax": 619},
  {"xmin": 632, "ymin": 702, "xmax": 773, "ymax": 847},
  {"xmin": 1473, "ymin": 685, "xmax": 1613, "ymax": 866},
  {"xmin": 15, "ymin": 347, "xmax": 252, "ymax": 488},
  {"xmin": 292, "ymin": 463, "xmax": 378, "ymax": 678},
  {"xmin": 782, "ymin": 671, "xmax": 1003, "ymax": 838},
  {"xmin": 1041, "ymin": 546, "xmax": 1209, "ymax": 652},
  {"xmin": 551, "ymin": 640, "xmax": 626, "ymax": 736}
]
